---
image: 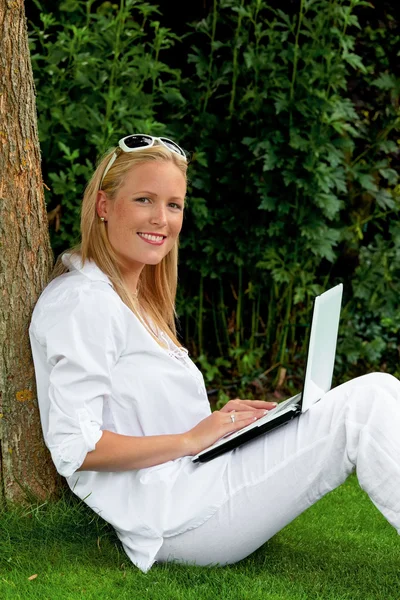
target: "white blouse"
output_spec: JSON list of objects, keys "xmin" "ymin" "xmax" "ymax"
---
[{"xmin": 29, "ymin": 254, "xmax": 231, "ymax": 572}]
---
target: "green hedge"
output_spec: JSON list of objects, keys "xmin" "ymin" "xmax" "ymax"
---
[{"xmin": 28, "ymin": 0, "xmax": 400, "ymax": 399}]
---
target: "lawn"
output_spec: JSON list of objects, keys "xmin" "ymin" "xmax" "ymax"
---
[{"xmin": 1, "ymin": 475, "xmax": 399, "ymax": 600}]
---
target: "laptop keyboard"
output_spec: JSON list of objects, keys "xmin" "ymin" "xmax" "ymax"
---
[{"xmin": 270, "ymin": 393, "xmax": 301, "ymax": 415}]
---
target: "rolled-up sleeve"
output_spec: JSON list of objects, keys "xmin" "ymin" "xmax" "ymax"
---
[{"xmin": 30, "ymin": 285, "xmax": 125, "ymax": 477}]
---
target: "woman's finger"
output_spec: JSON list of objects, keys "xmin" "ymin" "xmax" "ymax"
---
[
  {"xmin": 220, "ymin": 399, "xmax": 277, "ymax": 413},
  {"xmin": 236, "ymin": 399, "xmax": 278, "ymax": 410},
  {"xmin": 223, "ymin": 410, "xmax": 262, "ymax": 425}
]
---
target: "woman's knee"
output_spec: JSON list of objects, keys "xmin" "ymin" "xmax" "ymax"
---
[
  {"xmin": 341, "ymin": 372, "xmax": 400, "ymax": 421},
  {"xmin": 326, "ymin": 372, "xmax": 400, "ymax": 419},
  {"xmin": 355, "ymin": 372, "xmax": 400, "ymax": 397}
]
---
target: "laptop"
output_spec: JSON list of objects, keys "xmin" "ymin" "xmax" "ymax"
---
[{"xmin": 192, "ymin": 283, "xmax": 343, "ymax": 464}]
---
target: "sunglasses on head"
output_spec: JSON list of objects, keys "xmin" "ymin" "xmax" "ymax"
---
[{"xmin": 100, "ymin": 134, "xmax": 187, "ymax": 188}]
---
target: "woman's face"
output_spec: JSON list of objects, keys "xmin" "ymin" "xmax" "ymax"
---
[{"xmin": 97, "ymin": 160, "xmax": 186, "ymax": 283}]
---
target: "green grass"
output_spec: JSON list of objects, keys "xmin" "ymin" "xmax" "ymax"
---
[{"xmin": 1, "ymin": 475, "xmax": 399, "ymax": 600}]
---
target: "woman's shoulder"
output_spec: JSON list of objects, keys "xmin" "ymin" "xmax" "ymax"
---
[
  {"xmin": 38, "ymin": 269, "xmax": 117, "ymax": 309},
  {"xmin": 30, "ymin": 270, "xmax": 123, "ymax": 337}
]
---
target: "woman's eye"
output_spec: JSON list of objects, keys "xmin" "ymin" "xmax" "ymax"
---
[{"xmin": 135, "ymin": 198, "xmax": 183, "ymax": 210}]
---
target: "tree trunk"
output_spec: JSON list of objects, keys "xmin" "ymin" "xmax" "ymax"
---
[{"xmin": 0, "ymin": 0, "xmax": 61, "ymax": 504}]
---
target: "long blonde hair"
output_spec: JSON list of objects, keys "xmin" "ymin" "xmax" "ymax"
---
[{"xmin": 52, "ymin": 143, "xmax": 188, "ymax": 349}]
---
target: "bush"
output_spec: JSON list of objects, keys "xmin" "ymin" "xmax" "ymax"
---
[{"xmin": 28, "ymin": 0, "xmax": 400, "ymax": 395}]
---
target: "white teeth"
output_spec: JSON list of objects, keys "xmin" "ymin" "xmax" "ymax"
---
[{"xmin": 138, "ymin": 233, "xmax": 164, "ymax": 242}]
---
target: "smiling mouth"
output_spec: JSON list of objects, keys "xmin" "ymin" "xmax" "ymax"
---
[{"xmin": 137, "ymin": 232, "xmax": 167, "ymax": 245}]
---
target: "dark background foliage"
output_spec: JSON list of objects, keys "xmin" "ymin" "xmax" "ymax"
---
[{"xmin": 26, "ymin": 0, "xmax": 400, "ymax": 404}]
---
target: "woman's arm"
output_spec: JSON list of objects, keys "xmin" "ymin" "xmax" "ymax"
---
[
  {"xmin": 78, "ymin": 400, "xmax": 277, "ymax": 472},
  {"xmin": 78, "ymin": 430, "xmax": 191, "ymax": 471}
]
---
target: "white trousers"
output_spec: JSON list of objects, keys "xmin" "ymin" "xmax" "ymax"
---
[{"xmin": 156, "ymin": 373, "xmax": 400, "ymax": 566}]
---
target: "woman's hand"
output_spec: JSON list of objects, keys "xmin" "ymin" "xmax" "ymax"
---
[{"xmin": 183, "ymin": 399, "xmax": 278, "ymax": 456}]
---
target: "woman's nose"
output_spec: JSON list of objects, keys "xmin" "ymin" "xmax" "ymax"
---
[{"xmin": 150, "ymin": 204, "xmax": 167, "ymax": 225}]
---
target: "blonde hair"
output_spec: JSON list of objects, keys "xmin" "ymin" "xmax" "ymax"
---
[{"xmin": 52, "ymin": 143, "xmax": 188, "ymax": 349}]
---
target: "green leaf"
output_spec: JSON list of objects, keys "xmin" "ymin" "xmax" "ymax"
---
[
  {"xmin": 375, "ymin": 189, "xmax": 395, "ymax": 209},
  {"xmin": 378, "ymin": 140, "xmax": 397, "ymax": 154},
  {"xmin": 357, "ymin": 173, "xmax": 378, "ymax": 193},
  {"xmin": 379, "ymin": 168, "xmax": 398, "ymax": 185},
  {"xmin": 58, "ymin": 141, "xmax": 71, "ymax": 156},
  {"xmin": 372, "ymin": 73, "xmax": 398, "ymax": 90},
  {"xmin": 343, "ymin": 52, "xmax": 366, "ymax": 73},
  {"xmin": 273, "ymin": 92, "xmax": 289, "ymax": 114},
  {"xmin": 314, "ymin": 193, "xmax": 343, "ymax": 220},
  {"xmin": 258, "ymin": 196, "xmax": 277, "ymax": 211},
  {"xmin": 193, "ymin": 151, "xmax": 208, "ymax": 168},
  {"xmin": 188, "ymin": 197, "xmax": 209, "ymax": 230}
]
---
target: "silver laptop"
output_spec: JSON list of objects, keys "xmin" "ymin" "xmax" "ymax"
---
[{"xmin": 192, "ymin": 284, "xmax": 343, "ymax": 464}]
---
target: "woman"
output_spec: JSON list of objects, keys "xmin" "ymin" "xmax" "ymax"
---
[{"xmin": 29, "ymin": 134, "xmax": 400, "ymax": 573}]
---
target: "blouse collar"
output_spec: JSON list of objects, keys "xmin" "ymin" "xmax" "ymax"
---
[{"xmin": 62, "ymin": 253, "xmax": 113, "ymax": 287}]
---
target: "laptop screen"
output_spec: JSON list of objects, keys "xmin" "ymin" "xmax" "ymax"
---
[{"xmin": 301, "ymin": 284, "xmax": 343, "ymax": 412}]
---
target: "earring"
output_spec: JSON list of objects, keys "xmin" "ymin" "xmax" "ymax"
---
[{"xmin": 100, "ymin": 217, "xmax": 105, "ymax": 222}]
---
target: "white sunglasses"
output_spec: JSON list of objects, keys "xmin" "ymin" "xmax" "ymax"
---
[{"xmin": 100, "ymin": 134, "xmax": 187, "ymax": 188}]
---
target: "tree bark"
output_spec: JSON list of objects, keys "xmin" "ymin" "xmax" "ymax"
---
[{"xmin": 0, "ymin": 0, "xmax": 61, "ymax": 504}]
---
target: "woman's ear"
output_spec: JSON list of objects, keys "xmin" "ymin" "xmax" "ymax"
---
[{"xmin": 96, "ymin": 190, "xmax": 109, "ymax": 220}]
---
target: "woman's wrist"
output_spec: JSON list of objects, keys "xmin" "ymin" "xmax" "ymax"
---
[{"xmin": 179, "ymin": 431, "xmax": 195, "ymax": 457}]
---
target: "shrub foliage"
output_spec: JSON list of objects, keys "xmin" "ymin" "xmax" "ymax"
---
[{"xmin": 28, "ymin": 0, "xmax": 400, "ymax": 399}]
